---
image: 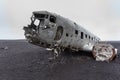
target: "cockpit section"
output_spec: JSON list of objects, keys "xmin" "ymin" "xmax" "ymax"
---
[
  {"xmin": 23, "ymin": 11, "xmax": 58, "ymax": 48},
  {"xmin": 30, "ymin": 13, "xmax": 48, "ymax": 30},
  {"xmin": 30, "ymin": 12, "xmax": 57, "ymax": 31}
]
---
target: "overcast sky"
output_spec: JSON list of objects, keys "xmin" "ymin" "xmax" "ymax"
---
[{"xmin": 0, "ymin": 0, "xmax": 120, "ymax": 41}]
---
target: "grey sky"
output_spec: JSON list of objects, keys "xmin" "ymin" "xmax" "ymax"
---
[{"xmin": 0, "ymin": 0, "xmax": 120, "ymax": 40}]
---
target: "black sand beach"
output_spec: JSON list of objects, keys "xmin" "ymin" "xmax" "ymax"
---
[{"xmin": 0, "ymin": 40, "xmax": 120, "ymax": 80}]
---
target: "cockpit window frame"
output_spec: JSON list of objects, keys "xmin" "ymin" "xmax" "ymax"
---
[{"xmin": 33, "ymin": 13, "xmax": 48, "ymax": 19}]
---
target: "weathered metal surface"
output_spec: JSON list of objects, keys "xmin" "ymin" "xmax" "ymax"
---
[
  {"xmin": 92, "ymin": 43, "xmax": 117, "ymax": 61},
  {"xmin": 23, "ymin": 11, "xmax": 101, "ymax": 57}
]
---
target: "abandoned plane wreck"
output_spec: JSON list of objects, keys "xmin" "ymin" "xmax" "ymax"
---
[{"xmin": 23, "ymin": 11, "xmax": 117, "ymax": 61}]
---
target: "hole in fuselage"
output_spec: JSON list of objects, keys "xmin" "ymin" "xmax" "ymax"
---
[
  {"xmin": 66, "ymin": 33, "xmax": 69, "ymax": 37},
  {"xmin": 41, "ymin": 42, "xmax": 44, "ymax": 45},
  {"xmin": 54, "ymin": 26, "xmax": 63, "ymax": 41},
  {"xmin": 75, "ymin": 30, "xmax": 78, "ymax": 35},
  {"xmin": 47, "ymin": 44, "xmax": 51, "ymax": 47}
]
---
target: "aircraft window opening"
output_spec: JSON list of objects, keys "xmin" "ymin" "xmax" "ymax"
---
[
  {"xmin": 75, "ymin": 30, "xmax": 78, "ymax": 35},
  {"xmin": 85, "ymin": 34, "xmax": 87, "ymax": 38},
  {"xmin": 34, "ymin": 14, "xmax": 48, "ymax": 19},
  {"xmin": 50, "ymin": 15, "xmax": 56, "ymax": 23},
  {"xmin": 31, "ymin": 15, "xmax": 35, "ymax": 22},
  {"xmin": 66, "ymin": 33, "xmax": 69, "ymax": 37},
  {"xmin": 46, "ymin": 15, "xmax": 48, "ymax": 18},
  {"xmin": 74, "ymin": 22, "xmax": 77, "ymax": 25},
  {"xmin": 89, "ymin": 36, "xmax": 90, "ymax": 40},
  {"xmin": 81, "ymin": 32, "xmax": 84, "ymax": 39},
  {"xmin": 92, "ymin": 37, "xmax": 93, "ymax": 40}
]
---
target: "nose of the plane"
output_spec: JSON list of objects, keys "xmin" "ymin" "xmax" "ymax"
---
[
  {"xmin": 23, "ymin": 26, "xmax": 28, "ymax": 31},
  {"xmin": 23, "ymin": 26, "xmax": 38, "ymax": 42},
  {"xmin": 23, "ymin": 26, "xmax": 36, "ymax": 35}
]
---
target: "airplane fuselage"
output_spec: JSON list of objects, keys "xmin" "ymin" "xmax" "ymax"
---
[{"xmin": 23, "ymin": 11, "xmax": 100, "ymax": 52}]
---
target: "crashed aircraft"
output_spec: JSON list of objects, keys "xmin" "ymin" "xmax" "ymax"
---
[{"xmin": 23, "ymin": 11, "xmax": 117, "ymax": 61}]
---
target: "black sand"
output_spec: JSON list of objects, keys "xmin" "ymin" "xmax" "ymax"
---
[{"xmin": 0, "ymin": 40, "xmax": 120, "ymax": 80}]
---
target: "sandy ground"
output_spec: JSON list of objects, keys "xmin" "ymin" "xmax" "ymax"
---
[{"xmin": 0, "ymin": 40, "xmax": 120, "ymax": 80}]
